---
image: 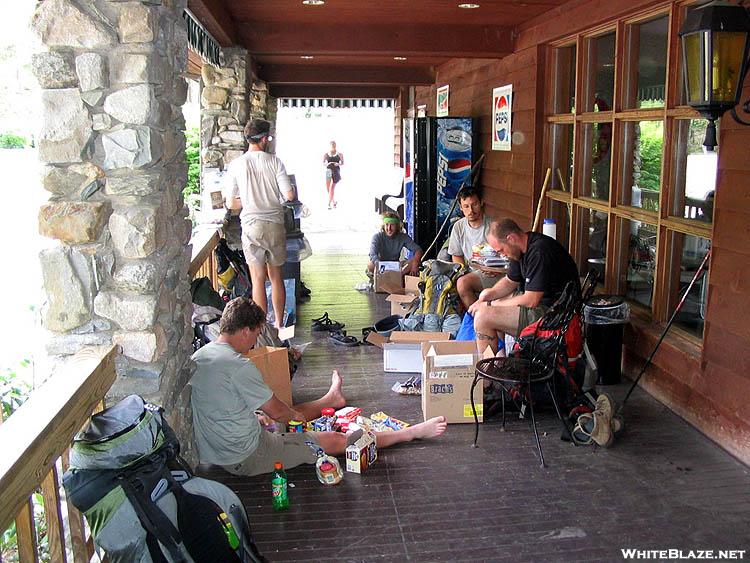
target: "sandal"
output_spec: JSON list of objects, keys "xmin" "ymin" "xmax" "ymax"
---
[
  {"xmin": 311, "ymin": 313, "xmax": 345, "ymax": 332},
  {"xmin": 361, "ymin": 326, "xmax": 375, "ymax": 343},
  {"xmin": 329, "ymin": 330, "xmax": 360, "ymax": 347}
]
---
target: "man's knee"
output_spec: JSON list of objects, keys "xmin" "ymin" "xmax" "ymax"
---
[{"xmin": 457, "ymin": 272, "xmax": 477, "ymax": 294}]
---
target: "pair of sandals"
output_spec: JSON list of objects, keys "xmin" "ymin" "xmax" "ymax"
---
[{"xmin": 311, "ymin": 312, "xmax": 345, "ymax": 332}]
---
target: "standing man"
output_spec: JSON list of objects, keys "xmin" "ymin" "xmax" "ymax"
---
[
  {"xmin": 224, "ymin": 119, "xmax": 295, "ymax": 329},
  {"xmin": 448, "ymin": 187, "xmax": 497, "ymax": 308},
  {"xmin": 468, "ymin": 218, "xmax": 580, "ymax": 354}
]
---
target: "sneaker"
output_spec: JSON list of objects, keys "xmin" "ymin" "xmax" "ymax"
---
[
  {"xmin": 590, "ymin": 410, "xmax": 614, "ymax": 447},
  {"xmin": 595, "ymin": 393, "xmax": 614, "ymax": 420}
]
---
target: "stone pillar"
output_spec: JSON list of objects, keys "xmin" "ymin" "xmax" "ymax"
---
[
  {"xmin": 32, "ymin": 0, "xmax": 196, "ymax": 462},
  {"xmin": 199, "ymin": 48, "xmax": 251, "ymax": 175}
]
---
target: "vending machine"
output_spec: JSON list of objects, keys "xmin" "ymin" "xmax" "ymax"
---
[{"xmin": 403, "ymin": 117, "xmax": 478, "ymax": 250}]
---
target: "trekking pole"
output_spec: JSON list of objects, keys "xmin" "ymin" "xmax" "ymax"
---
[
  {"xmin": 421, "ymin": 153, "xmax": 486, "ymax": 262},
  {"xmin": 618, "ymin": 247, "xmax": 712, "ymax": 412}
]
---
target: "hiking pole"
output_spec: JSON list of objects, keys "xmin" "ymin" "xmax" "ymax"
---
[
  {"xmin": 618, "ymin": 247, "xmax": 712, "ymax": 412},
  {"xmin": 421, "ymin": 153, "xmax": 486, "ymax": 261}
]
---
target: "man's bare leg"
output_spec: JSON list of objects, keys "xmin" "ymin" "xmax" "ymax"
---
[
  {"xmin": 473, "ymin": 305, "xmax": 521, "ymax": 354},
  {"xmin": 294, "ymin": 370, "xmax": 346, "ymax": 421},
  {"xmin": 313, "ymin": 416, "xmax": 448, "ymax": 455},
  {"xmin": 266, "ymin": 263, "xmax": 286, "ymax": 328},
  {"xmin": 248, "ymin": 262, "xmax": 269, "ymax": 315},
  {"xmin": 457, "ymin": 272, "xmax": 484, "ymax": 309}
]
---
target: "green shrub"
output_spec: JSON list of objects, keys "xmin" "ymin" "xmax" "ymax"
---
[
  {"xmin": 184, "ymin": 127, "xmax": 200, "ymax": 206},
  {"xmin": 0, "ymin": 133, "xmax": 27, "ymax": 149}
]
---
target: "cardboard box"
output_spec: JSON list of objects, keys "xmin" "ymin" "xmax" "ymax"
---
[
  {"xmin": 367, "ymin": 331, "xmax": 452, "ymax": 373},
  {"xmin": 345, "ymin": 429, "xmax": 377, "ymax": 473},
  {"xmin": 421, "ymin": 341, "xmax": 489, "ymax": 424},
  {"xmin": 245, "ymin": 346, "xmax": 292, "ymax": 405},
  {"xmin": 374, "ymin": 261, "xmax": 403, "ymax": 294},
  {"xmin": 385, "ymin": 275, "xmax": 420, "ymax": 315}
]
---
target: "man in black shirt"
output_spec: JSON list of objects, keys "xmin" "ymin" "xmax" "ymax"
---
[{"xmin": 468, "ymin": 218, "xmax": 580, "ymax": 354}]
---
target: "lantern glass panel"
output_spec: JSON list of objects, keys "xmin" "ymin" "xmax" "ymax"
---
[
  {"xmin": 712, "ymin": 32, "xmax": 747, "ymax": 102},
  {"xmin": 683, "ymin": 32, "xmax": 707, "ymax": 104}
]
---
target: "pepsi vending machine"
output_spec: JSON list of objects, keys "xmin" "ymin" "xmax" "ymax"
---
[{"xmin": 403, "ymin": 117, "xmax": 478, "ymax": 250}]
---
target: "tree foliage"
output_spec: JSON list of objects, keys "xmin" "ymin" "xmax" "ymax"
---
[{"xmin": 184, "ymin": 127, "xmax": 201, "ymax": 211}]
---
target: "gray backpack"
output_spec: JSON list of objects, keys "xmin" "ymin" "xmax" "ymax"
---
[{"xmin": 62, "ymin": 395, "xmax": 265, "ymax": 563}]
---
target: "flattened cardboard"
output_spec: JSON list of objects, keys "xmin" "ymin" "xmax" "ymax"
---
[
  {"xmin": 421, "ymin": 341, "xmax": 485, "ymax": 424},
  {"xmin": 245, "ymin": 346, "xmax": 292, "ymax": 406}
]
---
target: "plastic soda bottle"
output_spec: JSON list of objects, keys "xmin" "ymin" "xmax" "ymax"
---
[{"xmin": 271, "ymin": 461, "xmax": 289, "ymax": 511}]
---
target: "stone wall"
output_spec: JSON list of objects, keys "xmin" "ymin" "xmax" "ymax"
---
[
  {"xmin": 199, "ymin": 50, "xmax": 272, "ymax": 178},
  {"xmin": 32, "ymin": 0, "xmax": 196, "ymax": 463}
]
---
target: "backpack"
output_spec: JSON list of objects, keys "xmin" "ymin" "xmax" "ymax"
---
[
  {"xmin": 401, "ymin": 260, "xmax": 463, "ymax": 335},
  {"xmin": 62, "ymin": 395, "xmax": 266, "ymax": 563},
  {"xmin": 215, "ymin": 238, "xmax": 252, "ymax": 300}
]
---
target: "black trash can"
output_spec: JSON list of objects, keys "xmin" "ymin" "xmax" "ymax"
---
[{"xmin": 583, "ymin": 295, "xmax": 630, "ymax": 385}]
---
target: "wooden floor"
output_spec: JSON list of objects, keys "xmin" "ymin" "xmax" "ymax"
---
[{"xmin": 201, "ymin": 250, "xmax": 750, "ymax": 562}]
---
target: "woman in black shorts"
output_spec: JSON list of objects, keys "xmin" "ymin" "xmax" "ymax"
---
[{"xmin": 323, "ymin": 140, "xmax": 344, "ymax": 209}]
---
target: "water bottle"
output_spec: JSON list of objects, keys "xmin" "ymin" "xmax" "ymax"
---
[
  {"xmin": 271, "ymin": 461, "xmax": 289, "ymax": 511},
  {"xmin": 542, "ymin": 218, "xmax": 557, "ymax": 240}
]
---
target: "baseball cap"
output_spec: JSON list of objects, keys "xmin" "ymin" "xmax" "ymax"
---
[{"xmin": 245, "ymin": 119, "xmax": 272, "ymax": 141}]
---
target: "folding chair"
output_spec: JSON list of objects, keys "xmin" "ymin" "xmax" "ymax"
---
[{"xmin": 470, "ymin": 279, "xmax": 592, "ymax": 467}]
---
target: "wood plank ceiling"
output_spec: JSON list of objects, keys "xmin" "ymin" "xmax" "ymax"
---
[{"xmin": 187, "ymin": 0, "xmax": 568, "ymax": 98}]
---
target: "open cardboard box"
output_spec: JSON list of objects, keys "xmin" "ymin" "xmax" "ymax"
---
[
  {"xmin": 385, "ymin": 275, "xmax": 420, "ymax": 315},
  {"xmin": 367, "ymin": 330, "xmax": 452, "ymax": 373},
  {"xmin": 244, "ymin": 346, "xmax": 292, "ymax": 405},
  {"xmin": 374, "ymin": 261, "xmax": 403, "ymax": 294},
  {"xmin": 421, "ymin": 341, "xmax": 494, "ymax": 424}
]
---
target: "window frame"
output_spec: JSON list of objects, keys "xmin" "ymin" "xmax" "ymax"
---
[{"xmin": 543, "ymin": 1, "xmax": 714, "ymax": 342}]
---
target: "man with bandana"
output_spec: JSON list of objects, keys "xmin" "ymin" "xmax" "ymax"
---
[{"xmin": 367, "ymin": 212, "xmax": 423, "ymax": 276}]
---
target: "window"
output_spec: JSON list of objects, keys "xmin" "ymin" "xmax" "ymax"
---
[{"xmin": 545, "ymin": 6, "xmax": 714, "ymax": 341}]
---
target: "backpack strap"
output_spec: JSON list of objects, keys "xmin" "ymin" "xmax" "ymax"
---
[{"xmin": 119, "ymin": 460, "xmax": 187, "ymax": 563}]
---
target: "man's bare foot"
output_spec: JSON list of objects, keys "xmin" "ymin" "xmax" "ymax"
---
[
  {"xmin": 410, "ymin": 416, "xmax": 447, "ymax": 440},
  {"xmin": 325, "ymin": 370, "xmax": 346, "ymax": 408}
]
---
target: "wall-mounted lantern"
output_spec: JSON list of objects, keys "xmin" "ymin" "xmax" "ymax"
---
[{"xmin": 679, "ymin": 2, "xmax": 750, "ymax": 149}]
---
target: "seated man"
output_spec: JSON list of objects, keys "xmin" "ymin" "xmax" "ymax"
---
[
  {"xmin": 367, "ymin": 212, "xmax": 423, "ymax": 276},
  {"xmin": 448, "ymin": 187, "xmax": 497, "ymax": 308},
  {"xmin": 469, "ymin": 218, "xmax": 580, "ymax": 354},
  {"xmin": 190, "ymin": 297, "xmax": 447, "ymax": 476}
]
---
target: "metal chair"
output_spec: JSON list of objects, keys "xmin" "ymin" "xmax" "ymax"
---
[{"xmin": 470, "ymin": 278, "xmax": 596, "ymax": 467}]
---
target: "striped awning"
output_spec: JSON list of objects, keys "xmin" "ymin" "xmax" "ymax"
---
[
  {"xmin": 279, "ymin": 99, "xmax": 394, "ymax": 109},
  {"xmin": 183, "ymin": 9, "xmax": 221, "ymax": 67}
]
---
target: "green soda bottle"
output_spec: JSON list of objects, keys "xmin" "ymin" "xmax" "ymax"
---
[{"xmin": 271, "ymin": 461, "xmax": 289, "ymax": 511}]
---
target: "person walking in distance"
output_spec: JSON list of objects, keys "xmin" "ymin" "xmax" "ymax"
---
[
  {"xmin": 224, "ymin": 119, "xmax": 296, "ymax": 328},
  {"xmin": 323, "ymin": 140, "xmax": 344, "ymax": 209}
]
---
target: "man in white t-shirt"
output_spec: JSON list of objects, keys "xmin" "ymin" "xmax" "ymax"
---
[
  {"xmin": 447, "ymin": 187, "xmax": 497, "ymax": 308},
  {"xmin": 224, "ymin": 119, "xmax": 296, "ymax": 328}
]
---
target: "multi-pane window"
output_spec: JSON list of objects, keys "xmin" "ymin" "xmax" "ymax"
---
[{"xmin": 544, "ymin": 5, "xmax": 714, "ymax": 341}]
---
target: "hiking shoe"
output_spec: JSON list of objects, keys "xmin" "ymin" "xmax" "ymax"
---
[
  {"xmin": 590, "ymin": 410, "xmax": 614, "ymax": 447},
  {"xmin": 612, "ymin": 413, "xmax": 625, "ymax": 435},
  {"xmin": 595, "ymin": 393, "xmax": 614, "ymax": 420},
  {"xmin": 572, "ymin": 413, "xmax": 594, "ymax": 445}
]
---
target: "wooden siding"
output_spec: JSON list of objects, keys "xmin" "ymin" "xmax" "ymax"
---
[{"xmin": 416, "ymin": 1, "xmax": 750, "ymax": 464}]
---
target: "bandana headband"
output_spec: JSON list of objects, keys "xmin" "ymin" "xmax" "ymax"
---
[{"xmin": 383, "ymin": 217, "xmax": 400, "ymax": 225}]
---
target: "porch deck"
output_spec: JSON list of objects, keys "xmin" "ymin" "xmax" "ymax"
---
[{"xmin": 201, "ymin": 250, "xmax": 750, "ymax": 562}]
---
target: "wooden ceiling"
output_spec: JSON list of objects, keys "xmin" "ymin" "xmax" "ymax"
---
[{"xmin": 187, "ymin": 0, "xmax": 569, "ymax": 98}]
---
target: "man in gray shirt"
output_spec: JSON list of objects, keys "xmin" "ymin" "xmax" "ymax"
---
[
  {"xmin": 191, "ymin": 297, "xmax": 448, "ymax": 476},
  {"xmin": 367, "ymin": 212, "xmax": 423, "ymax": 276},
  {"xmin": 448, "ymin": 187, "xmax": 498, "ymax": 308}
]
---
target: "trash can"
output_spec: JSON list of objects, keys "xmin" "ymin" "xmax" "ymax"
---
[{"xmin": 583, "ymin": 295, "xmax": 630, "ymax": 385}]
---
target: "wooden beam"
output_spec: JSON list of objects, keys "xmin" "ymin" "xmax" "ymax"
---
[
  {"xmin": 260, "ymin": 64, "xmax": 435, "ymax": 86},
  {"xmin": 0, "ymin": 346, "xmax": 119, "ymax": 533},
  {"xmin": 269, "ymin": 84, "xmax": 400, "ymax": 99},
  {"xmin": 241, "ymin": 23, "xmax": 514, "ymax": 58},
  {"xmin": 187, "ymin": 0, "xmax": 238, "ymax": 47}
]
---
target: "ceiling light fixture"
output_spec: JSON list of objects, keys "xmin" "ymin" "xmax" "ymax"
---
[
  {"xmin": 302, "ymin": 0, "xmax": 325, "ymax": 5},
  {"xmin": 300, "ymin": 55, "xmax": 314, "ymax": 59},
  {"xmin": 458, "ymin": 3, "xmax": 480, "ymax": 8},
  {"xmin": 393, "ymin": 56, "xmax": 407, "ymax": 61}
]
